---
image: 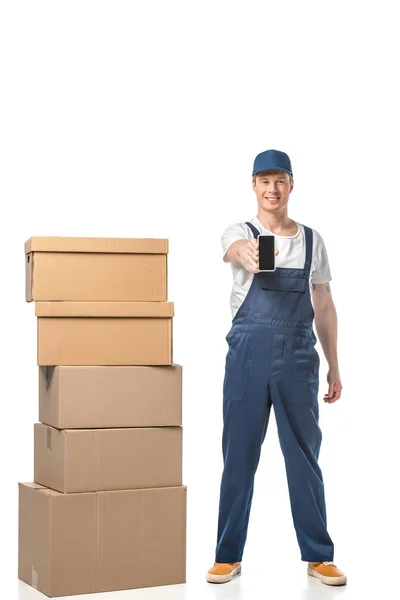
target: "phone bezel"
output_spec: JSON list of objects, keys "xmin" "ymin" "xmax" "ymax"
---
[{"xmin": 257, "ymin": 233, "xmax": 276, "ymax": 272}]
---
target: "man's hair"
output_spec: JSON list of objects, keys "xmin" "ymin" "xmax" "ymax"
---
[{"xmin": 252, "ymin": 170, "xmax": 293, "ymax": 185}]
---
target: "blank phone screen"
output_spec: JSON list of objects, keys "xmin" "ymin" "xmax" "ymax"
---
[{"xmin": 258, "ymin": 235, "xmax": 275, "ymax": 271}]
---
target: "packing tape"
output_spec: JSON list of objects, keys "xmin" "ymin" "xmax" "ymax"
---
[
  {"xmin": 31, "ymin": 566, "xmax": 38, "ymax": 589},
  {"xmin": 47, "ymin": 427, "xmax": 51, "ymax": 451}
]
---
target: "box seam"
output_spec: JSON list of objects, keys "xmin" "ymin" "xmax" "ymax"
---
[
  {"xmin": 63, "ymin": 430, "xmax": 67, "ymax": 493},
  {"xmin": 95, "ymin": 493, "xmax": 99, "ymax": 592},
  {"xmin": 48, "ymin": 494, "xmax": 52, "ymax": 595},
  {"xmin": 57, "ymin": 368, "xmax": 62, "ymax": 427},
  {"xmin": 94, "ymin": 431, "xmax": 97, "ymax": 492}
]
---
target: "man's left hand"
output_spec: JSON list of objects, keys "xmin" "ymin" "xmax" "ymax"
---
[{"xmin": 324, "ymin": 370, "xmax": 342, "ymax": 403}]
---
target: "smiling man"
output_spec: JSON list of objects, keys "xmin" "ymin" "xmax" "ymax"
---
[{"xmin": 207, "ymin": 149, "xmax": 347, "ymax": 586}]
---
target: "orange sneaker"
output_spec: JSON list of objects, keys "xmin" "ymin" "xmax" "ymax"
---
[
  {"xmin": 206, "ymin": 562, "xmax": 241, "ymax": 583},
  {"xmin": 307, "ymin": 561, "xmax": 347, "ymax": 585}
]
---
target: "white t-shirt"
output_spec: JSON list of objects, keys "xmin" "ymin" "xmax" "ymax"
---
[{"xmin": 221, "ymin": 216, "xmax": 332, "ymax": 319}]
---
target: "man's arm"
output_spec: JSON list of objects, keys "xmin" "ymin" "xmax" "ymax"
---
[
  {"xmin": 311, "ymin": 282, "xmax": 342, "ymax": 402},
  {"xmin": 223, "ymin": 240, "xmax": 249, "ymax": 266},
  {"xmin": 311, "ymin": 282, "xmax": 338, "ymax": 370}
]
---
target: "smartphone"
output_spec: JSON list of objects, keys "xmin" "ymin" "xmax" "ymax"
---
[{"xmin": 257, "ymin": 234, "xmax": 276, "ymax": 272}]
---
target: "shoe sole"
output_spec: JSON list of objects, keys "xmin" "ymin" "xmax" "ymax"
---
[
  {"xmin": 207, "ymin": 565, "xmax": 241, "ymax": 583},
  {"xmin": 307, "ymin": 567, "xmax": 347, "ymax": 586}
]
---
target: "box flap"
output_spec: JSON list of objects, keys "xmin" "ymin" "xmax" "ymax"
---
[
  {"xmin": 96, "ymin": 485, "xmax": 187, "ymax": 495},
  {"xmin": 19, "ymin": 482, "xmax": 47, "ymax": 490},
  {"xmin": 35, "ymin": 301, "xmax": 174, "ymax": 318},
  {"xmin": 18, "ymin": 481, "xmax": 63, "ymax": 496},
  {"xmin": 25, "ymin": 236, "xmax": 168, "ymax": 255}
]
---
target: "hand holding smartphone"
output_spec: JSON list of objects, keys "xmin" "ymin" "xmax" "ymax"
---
[{"xmin": 257, "ymin": 234, "xmax": 276, "ymax": 272}]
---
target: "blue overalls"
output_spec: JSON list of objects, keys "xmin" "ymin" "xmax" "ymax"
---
[{"xmin": 215, "ymin": 221, "xmax": 334, "ymax": 563}]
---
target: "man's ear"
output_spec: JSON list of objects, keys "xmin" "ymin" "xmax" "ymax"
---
[{"xmin": 252, "ymin": 178, "xmax": 257, "ymax": 192}]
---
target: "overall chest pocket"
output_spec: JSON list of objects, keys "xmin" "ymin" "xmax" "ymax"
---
[{"xmin": 259, "ymin": 273, "xmax": 307, "ymax": 293}]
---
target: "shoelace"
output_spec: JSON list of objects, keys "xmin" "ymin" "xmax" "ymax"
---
[{"xmin": 321, "ymin": 561, "xmax": 336, "ymax": 566}]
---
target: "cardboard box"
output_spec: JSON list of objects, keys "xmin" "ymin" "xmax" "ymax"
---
[
  {"xmin": 39, "ymin": 364, "xmax": 182, "ymax": 428},
  {"xmin": 18, "ymin": 482, "xmax": 187, "ymax": 597},
  {"xmin": 36, "ymin": 301, "xmax": 173, "ymax": 365},
  {"xmin": 25, "ymin": 236, "xmax": 168, "ymax": 302},
  {"xmin": 34, "ymin": 423, "xmax": 182, "ymax": 493}
]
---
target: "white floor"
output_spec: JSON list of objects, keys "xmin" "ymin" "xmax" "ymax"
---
[{"xmin": 15, "ymin": 555, "xmax": 388, "ymax": 600}]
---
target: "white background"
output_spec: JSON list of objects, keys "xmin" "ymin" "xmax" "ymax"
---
[{"xmin": 1, "ymin": 1, "xmax": 399, "ymax": 599}]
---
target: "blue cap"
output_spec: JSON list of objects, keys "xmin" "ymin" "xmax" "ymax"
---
[{"xmin": 252, "ymin": 149, "xmax": 293, "ymax": 177}]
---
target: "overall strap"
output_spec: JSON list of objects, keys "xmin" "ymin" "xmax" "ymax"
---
[
  {"xmin": 303, "ymin": 225, "xmax": 313, "ymax": 276},
  {"xmin": 245, "ymin": 221, "xmax": 260, "ymax": 238}
]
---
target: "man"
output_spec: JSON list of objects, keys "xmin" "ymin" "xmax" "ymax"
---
[{"xmin": 207, "ymin": 149, "xmax": 346, "ymax": 586}]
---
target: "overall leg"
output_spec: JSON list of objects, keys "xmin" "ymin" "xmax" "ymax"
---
[
  {"xmin": 270, "ymin": 336, "xmax": 334, "ymax": 562},
  {"xmin": 215, "ymin": 329, "xmax": 272, "ymax": 563}
]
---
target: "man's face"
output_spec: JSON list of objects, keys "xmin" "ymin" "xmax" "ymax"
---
[{"xmin": 252, "ymin": 170, "xmax": 293, "ymax": 212}]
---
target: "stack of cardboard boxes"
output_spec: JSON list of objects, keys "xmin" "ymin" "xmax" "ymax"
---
[{"xmin": 18, "ymin": 236, "xmax": 186, "ymax": 597}]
